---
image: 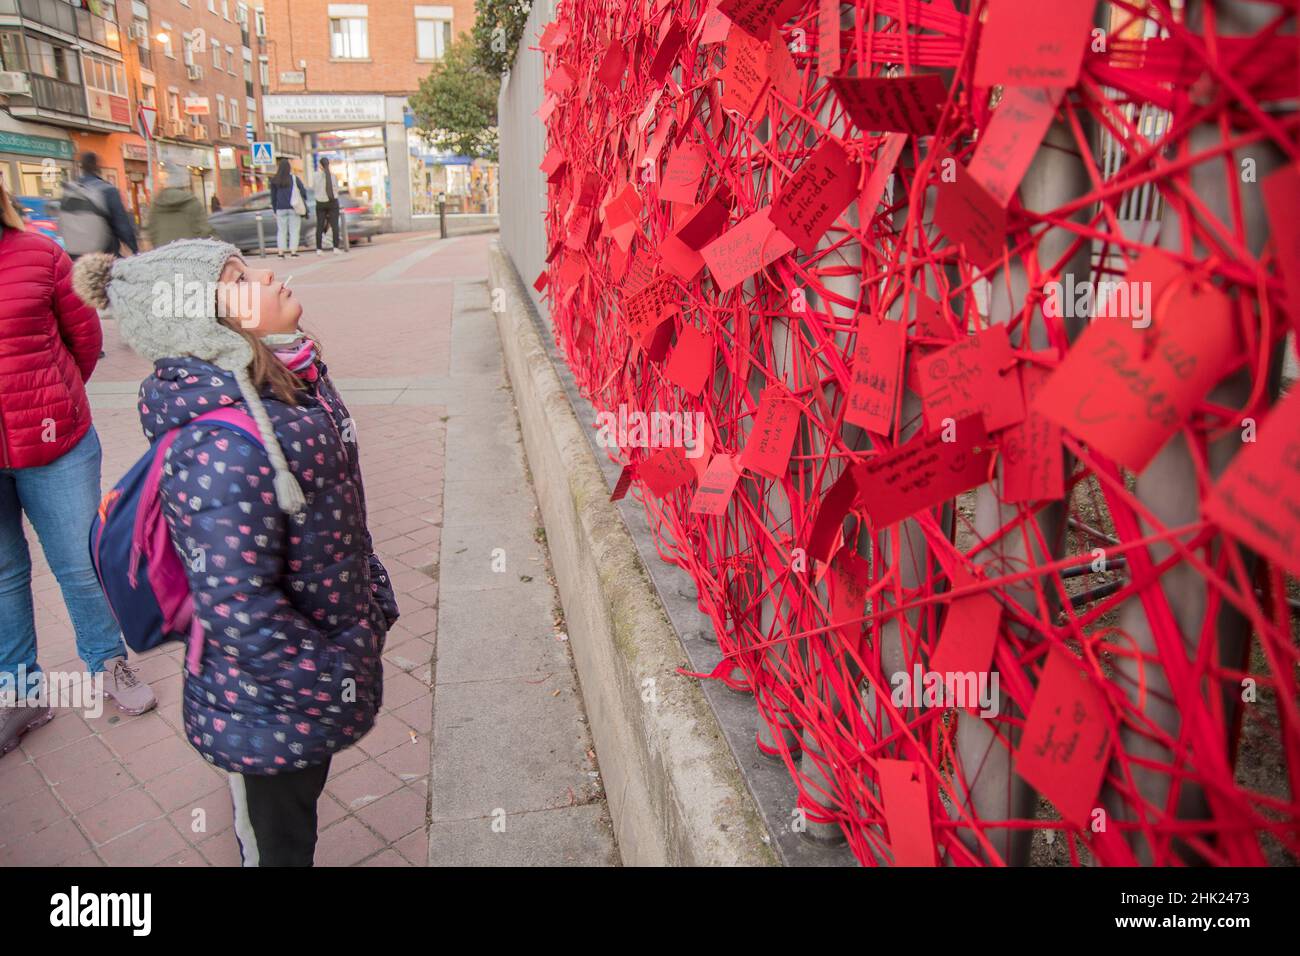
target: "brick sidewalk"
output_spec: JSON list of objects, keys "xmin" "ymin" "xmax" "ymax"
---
[{"xmin": 0, "ymin": 234, "xmax": 489, "ymax": 866}]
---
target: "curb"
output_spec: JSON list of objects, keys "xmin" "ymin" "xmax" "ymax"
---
[{"xmin": 488, "ymin": 242, "xmax": 776, "ymax": 867}]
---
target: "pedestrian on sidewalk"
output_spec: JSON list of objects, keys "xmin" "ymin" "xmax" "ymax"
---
[
  {"xmin": 270, "ymin": 158, "xmax": 308, "ymax": 259},
  {"xmin": 144, "ymin": 163, "xmax": 214, "ymax": 249},
  {"xmin": 314, "ymin": 157, "xmax": 344, "ymax": 255},
  {"xmin": 0, "ymin": 177, "xmax": 156, "ymax": 759},
  {"xmin": 58, "ymin": 152, "xmax": 139, "ymax": 260},
  {"xmin": 72, "ymin": 239, "xmax": 399, "ymax": 866}
]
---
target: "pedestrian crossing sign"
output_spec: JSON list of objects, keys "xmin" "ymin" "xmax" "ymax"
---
[{"xmin": 252, "ymin": 141, "xmax": 274, "ymax": 166}]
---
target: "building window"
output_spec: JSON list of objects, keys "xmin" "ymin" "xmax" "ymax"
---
[
  {"xmin": 0, "ymin": 31, "xmax": 27, "ymax": 73},
  {"xmin": 329, "ymin": 5, "xmax": 369, "ymax": 59},
  {"xmin": 255, "ymin": 8, "xmax": 266, "ymax": 37},
  {"xmin": 167, "ymin": 88, "xmax": 181, "ymax": 128},
  {"xmin": 217, "ymin": 93, "xmax": 228, "ymax": 135},
  {"xmin": 83, "ymin": 52, "xmax": 127, "ymax": 96},
  {"xmin": 159, "ymin": 24, "xmax": 175, "ymax": 59},
  {"xmin": 416, "ymin": 6, "xmax": 453, "ymax": 61},
  {"xmin": 140, "ymin": 80, "xmax": 157, "ymax": 109},
  {"xmin": 212, "ymin": 42, "xmax": 221, "ymax": 68},
  {"xmin": 258, "ymin": 54, "xmax": 269, "ymax": 89},
  {"xmin": 207, "ymin": 0, "xmax": 216, "ymax": 13},
  {"xmin": 25, "ymin": 37, "xmax": 81, "ymax": 84},
  {"xmin": 226, "ymin": 45, "xmax": 236, "ymax": 73},
  {"xmin": 222, "ymin": 0, "xmax": 231, "ymax": 20}
]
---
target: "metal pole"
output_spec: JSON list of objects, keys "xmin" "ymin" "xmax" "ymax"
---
[
  {"xmin": 340, "ymin": 208, "xmax": 349, "ymax": 250},
  {"xmin": 255, "ymin": 211, "xmax": 266, "ymax": 257},
  {"xmin": 438, "ymin": 196, "xmax": 446, "ymax": 238}
]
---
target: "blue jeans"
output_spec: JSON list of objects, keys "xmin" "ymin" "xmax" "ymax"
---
[
  {"xmin": 275, "ymin": 209, "xmax": 302, "ymax": 253},
  {"xmin": 0, "ymin": 426, "xmax": 126, "ymax": 696}
]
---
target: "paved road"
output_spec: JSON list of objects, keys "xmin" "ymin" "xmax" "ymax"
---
[{"xmin": 0, "ymin": 231, "xmax": 616, "ymax": 867}]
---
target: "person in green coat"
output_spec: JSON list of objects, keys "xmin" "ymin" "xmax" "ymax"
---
[{"xmin": 144, "ymin": 163, "xmax": 214, "ymax": 249}]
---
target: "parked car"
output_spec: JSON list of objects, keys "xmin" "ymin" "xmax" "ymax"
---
[
  {"xmin": 16, "ymin": 195, "xmax": 65, "ymax": 248},
  {"xmin": 208, "ymin": 188, "xmax": 382, "ymax": 253}
]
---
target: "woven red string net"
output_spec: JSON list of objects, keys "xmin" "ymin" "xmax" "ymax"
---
[{"xmin": 533, "ymin": 0, "xmax": 1300, "ymax": 865}]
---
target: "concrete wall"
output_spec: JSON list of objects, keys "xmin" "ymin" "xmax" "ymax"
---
[
  {"xmin": 489, "ymin": 243, "xmax": 775, "ymax": 867},
  {"xmin": 495, "ymin": 0, "xmax": 552, "ymax": 321}
]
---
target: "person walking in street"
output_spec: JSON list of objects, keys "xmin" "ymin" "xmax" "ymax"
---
[
  {"xmin": 314, "ymin": 157, "xmax": 343, "ymax": 255},
  {"xmin": 58, "ymin": 152, "xmax": 139, "ymax": 260},
  {"xmin": 270, "ymin": 158, "xmax": 308, "ymax": 259},
  {"xmin": 144, "ymin": 163, "xmax": 214, "ymax": 249},
  {"xmin": 0, "ymin": 177, "xmax": 156, "ymax": 758},
  {"xmin": 72, "ymin": 239, "xmax": 398, "ymax": 865}
]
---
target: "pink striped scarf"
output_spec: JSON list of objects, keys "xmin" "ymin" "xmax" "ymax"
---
[{"xmin": 272, "ymin": 337, "xmax": 320, "ymax": 382}]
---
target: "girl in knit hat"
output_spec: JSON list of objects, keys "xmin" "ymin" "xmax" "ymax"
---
[{"xmin": 73, "ymin": 239, "xmax": 399, "ymax": 866}]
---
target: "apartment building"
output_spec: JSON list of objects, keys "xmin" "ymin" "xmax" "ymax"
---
[
  {"xmin": 0, "ymin": 0, "xmax": 145, "ymax": 212},
  {"xmin": 259, "ymin": 0, "xmax": 489, "ymax": 232}
]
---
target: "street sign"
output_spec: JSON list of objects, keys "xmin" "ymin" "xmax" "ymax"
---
[
  {"xmin": 251, "ymin": 141, "xmax": 274, "ymax": 166},
  {"xmin": 278, "ymin": 71, "xmax": 306, "ymax": 85},
  {"xmin": 137, "ymin": 105, "xmax": 157, "ymax": 139},
  {"xmin": 245, "ymin": 122, "xmax": 255, "ymax": 142}
]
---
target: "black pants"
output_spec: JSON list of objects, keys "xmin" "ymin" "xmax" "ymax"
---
[
  {"xmin": 315, "ymin": 200, "xmax": 341, "ymax": 250},
  {"xmin": 228, "ymin": 758, "xmax": 332, "ymax": 866}
]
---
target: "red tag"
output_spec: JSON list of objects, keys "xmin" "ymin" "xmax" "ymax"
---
[
  {"xmin": 968, "ymin": 86, "xmax": 1063, "ymax": 207},
  {"xmin": 532, "ymin": 269, "xmax": 549, "ymax": 293},
  {"xmin": 701, "ymin": 3, "xmax": 732, "ymax": 44},
  {"xmin": 913, "ymin": 293, "xmax": 953, "ymax": 340},
  {"xmin": 740, "ymin": 387, "xmax": 800, "ymax": 479},
  {"xmin": 661, "ymin": 143, "xmax": 708, "ymax": 204},
  {"xmin": 539, "ymin": 145, "xmax": 565, "ymax": 177},
  {"xmin": 1033, "ymin": 279, "xmax": 1236, "ymax": 472},
  {"xmin": 658, "ymin": 233, "xmax": 706, "ymax": 282},
  {"xmin": 649, "ymin": 19, "xmax": 687, "ymax": 83},
  {"xmin": 609, "ymin": 464, "xmax": 634, "ymax": 501},
  {"xmin": 622, "ymin": 250, "xmax": 659, "ymax": 297},
  {"xmin": 845, "ymin": 315, "xmax": 905, "ymax": 436},
  {"xmin": 854, "ymin": 416, "xmax": 992, "ymax": 527},
  {"xmin": 538, "ymin": 20, "xmax": 568, "ymax": 52},
  {"xmin": 719, "ymin": 26, "xmax": 771, "ymax": 120},
  {"xmin": 929, "ymin": 588, "xmax": 1001, "ymax": 680},
  {"xmin": 917, "ymin": 325, "xmax": 1025, "ymax": 434},
  {"xmin": 1204, "ymin": 388, "xmax": 1300, "ymax": 577},
  {"xmin": 665, "ymin": 323, "xmax": 714, "ymax": 396},
  {"xmin": 829, "ymin": 74, "xmax": 948, "ymax": 135},
  {"xmin": 876, "ymin": 759, "xmax": 937, "ymax": 867},
  {"xmin": 934, "ymin": 162, "xmax": 1006, "ymax": 273},
  {"xmin": 674, "ymin": 188, "xmax": 732, "ymax": 250},
  {"xmin": 973, "ymin": 0, "xmax": 1095, "ymax": 89},
  {"xmin": 718, "ymin": 0, "xmax": 802, "ymax": 39},
  {"xmin": 544, "ymin": 63, "xmax": 575, "ymax": 96},
  {"xmin": 556, "ymin": 254, "xmax": 587, "ymax": 289},
  {"xmin": 859, "ymin": 132, "xmax": 907, "ymax": 220},
  {"xmin": 807, "ymin": 467, "xmax": 857, "ymax": 565},
  {"xmin": 690, "ymin": 453, "xmax": 743, "ymax": 515},
  {"xmin": 596, "ymin": 41, "xmax": 627, "ymax": 91},
  {"xmin": 639, "ymin": 447, "xmax": 696, "ymax": 498},
  {"xmin": 829, "ymin": 546, "xmax": 871, "ymax": 655},
  {"xmin": 1015, "ymin": 646, "xmax": 1113, "ymax": 829},
  {"xmin": 701, "ymin": 207, "xmax": 796, "ymax": 292},
  {"xmin": 603, "ymin": 183, "xmax": 642, "ymax": 230},
  {"xmin": 766, "ymin": 22, "xmax": 800, "ymax": 105},
  {"xmin": 1001, "ymin": 362, "xmax": 1064, "ymax": 503},
  {"xmin": 624, "ymin": 277, "xmax": 678, "ymax": 347},
  {"xmin": 770, "ymin": 139, "xmax": 862, "ymax": 254},
  {"xmin": 1263, "ymin": 162, "xmax": 1300, "ymax": 336},
  {"xmin": 817, "ymin": 0, "xmax": 841, "ymax": 76}
]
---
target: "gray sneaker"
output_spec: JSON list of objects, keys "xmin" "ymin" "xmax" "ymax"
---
[
  {"xmin": 102, "ymin": 657, "xmax": 156, "ymax": 716},
  {"xmin": 0, "ymin": 702, "xmax": 54, "ymax": 758}
]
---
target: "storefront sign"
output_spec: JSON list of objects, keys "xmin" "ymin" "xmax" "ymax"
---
[
  {"xmin": 158, "ymin": 143, "xmax": 213, "ymax": 170},
  {"xmin": 278, "ymin": 71, "xmax": 306, "ymax": 85},
  {"xmin": 183, "ymin": 96, "xmax": 211, "ymax": 116},
  {"xmin": 218, "ymin": 146, "xmax": 236, "ymax": 170},
  {"xmin": 0, "ymin": 130, "xmax": 75, "ymax": 160},
  {"xmin": 86, "ymin": 91, "xmax": 131, "ymax": 126},
  {"xmin": 262, "ymin": 94, "xmax": 385, "ymax": 125},
  {"xmin": 122, "ymin": 142, "xmax": 149, "ymax": 162}
]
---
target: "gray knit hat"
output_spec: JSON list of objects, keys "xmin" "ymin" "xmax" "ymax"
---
[{"xmin": 73, "ymin": 240, "xmax": 306, "ymax": 514}]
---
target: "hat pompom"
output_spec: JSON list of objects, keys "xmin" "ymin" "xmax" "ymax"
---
[{"xmin": 72, "ymin": 253, "xmax": 114, "ymax": 310}]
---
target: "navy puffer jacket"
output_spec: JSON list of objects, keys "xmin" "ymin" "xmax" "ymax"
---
[{"xmin": 140, "ymin": 358, "xmax": 399, "ymax": 773}]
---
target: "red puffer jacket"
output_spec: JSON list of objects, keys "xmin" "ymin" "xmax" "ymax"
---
[{"xmin": 0, "ymin": 227, "xmax": 102, "ymax": 469}]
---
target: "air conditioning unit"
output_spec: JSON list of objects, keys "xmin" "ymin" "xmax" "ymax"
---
[
  {"xmin": 128, "ymin": 21, "xmax": 149, "ymax": 41},
  {"xmin": 187, "ymin": 63, "xmax": 203, "ymax": 80},
  {"xmin": 167, "ymin": 120, "xmax": 185, "ymax": 136},
  {"xmin": 0, "ymin": 71, "xmax": 31, "ymax": 96}
]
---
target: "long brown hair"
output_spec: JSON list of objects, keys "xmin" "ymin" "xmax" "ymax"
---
[
  {"xmin": 0, "ymin": 178, "xmax": 24, "ymax": 231},
  {"xmin": 217, "ymin": 316, "xmax": 308, "ymax": 405}
]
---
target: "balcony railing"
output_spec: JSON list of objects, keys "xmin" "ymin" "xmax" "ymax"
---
[
  {"xmin": 28, "ymin": 72, "xmax": 87, "ymax": 116},
  {"xmin": 10, "ymin": 0, "xmax": 119, "ymax": 51}
]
